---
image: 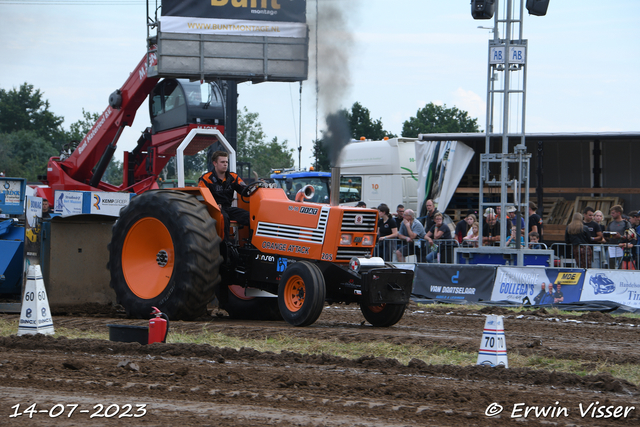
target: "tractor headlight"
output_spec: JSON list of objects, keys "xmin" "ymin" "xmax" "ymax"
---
[
  {"xmin": 340, "ymin": 234, "xmax": 353, "ymax": 245},
  {"xmin": 362, "ymin": 234, "xmax": 374, "ymax": 246}
]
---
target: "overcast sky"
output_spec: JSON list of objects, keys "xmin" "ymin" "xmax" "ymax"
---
[{"xmin": 1, "ymin": 0, "xmax": 638, "ymax": 171}]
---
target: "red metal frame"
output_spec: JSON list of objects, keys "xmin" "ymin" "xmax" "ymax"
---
[{"xmin": 37, "ymin": 52, "xmax": 224, "ymax": 201}]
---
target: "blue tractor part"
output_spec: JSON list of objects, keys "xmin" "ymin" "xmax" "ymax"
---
[
  {"xmin": 270, "ymin": 169, "xmax": 332, "ymax": 203},
  {"xmin": 0, "ymin": 178, "xmax": 27, "ymax": 297}
]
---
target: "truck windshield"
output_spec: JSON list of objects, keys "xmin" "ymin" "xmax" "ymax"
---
[
  {"xmin": 339, "ymin": 176, "xmax": 362, "ymax": 203},
  {"xmin": 274, "ymin": 177, "xmax": 331, "ymax": 203}
]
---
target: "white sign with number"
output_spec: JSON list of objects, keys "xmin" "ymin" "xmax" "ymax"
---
[{"xmin": 477, "ymin": 314, "xmax": 508, "ymax": 368}]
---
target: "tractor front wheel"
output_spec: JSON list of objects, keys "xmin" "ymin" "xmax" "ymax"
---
[{"xmin": 278, "ymin": 261, "xmax": 326, "ymax": 327}]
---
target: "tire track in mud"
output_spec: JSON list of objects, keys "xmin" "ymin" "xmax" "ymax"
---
[{"xmin": 0, "ymin": 305, "xmax": 639, "ymax": 426}]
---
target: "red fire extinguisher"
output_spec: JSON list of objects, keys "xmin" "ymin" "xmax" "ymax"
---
[{"xmin": 148, "ymin": 307, "xmax": 169, "ymax": 344}]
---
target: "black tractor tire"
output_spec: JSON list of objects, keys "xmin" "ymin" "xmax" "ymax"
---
[
  {"xmin": 278, "ymin": 261, "xmax": 326, "ymax": 327},
  {"xmin": 360, "ymin": 303, "xmax": 406, "ymax": 327},
  {"xmin": 216, "ymin": 284, "xmax": 282, "ymax": 321},
  {"xmin": 108, "ymin": 190, "xmax": 222, "ymax": 320}
]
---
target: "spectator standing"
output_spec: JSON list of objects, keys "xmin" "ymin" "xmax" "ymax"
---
[
  {"xmin": 506, "ymin": 205, "xmax": 525, "ymax": 231},
  {"xmin": 630, "ymin": 211, "xmax": 640, "ymax": 264},
  {"xmin": 528, "ymin": 201, "xmax": 543, "ymax": 237},
  {"xmin": 529, "ymin": 231, "xmax": 542, "ymax": 249},
  {"xmin": 424, "ymin": 212, "xmax": 452, "ymax": 263},
  {"xmin": 482, "ymin": 211, "xmax": 501, "ymax": 246},
  {"xmin": 454, "ymin": 212, "xmax": 476, "ymax": 244},
  {"xmin": 421, "ymin": 199, "xmax": 439, "ymax": 232},
  {"xmin": 375, "ymin": 203, "xmax": 398, "ymax": 261},
  {"xmin": 394, "ymin": 204, "xmax": 405, "ymax": 221},
  {"xmin": 506, "ymin": 225, "xmax": 525, "ymax": 248},
  {"xmin": 463, "ymin": 222, "xmax": 480, "ymax": 246},
  {"xmin": 395, "ymin": 209, "xmax": 426, "ymax": 262},
  {"xmin": 594, "ymin": 210, "xmax": 607, "ymax": 266},
  {"xmin": 356, "ymin": 201, "xmax": 367, "ymax": 208},
  {"xmin": 565, "ymin": 213, "xmax": 593, "ymax": 268},
  {"xmin": 583, "ymin": 206, "xmax": 604, "ymax": 267},
  {"xmin": 605, "ymin": 205, "xmax": 635, "ymax": 268}
]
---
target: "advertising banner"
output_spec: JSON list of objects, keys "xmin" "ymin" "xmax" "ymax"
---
[
  {"xmin": 582, "ymin": 269, "xmax": 640, "ymax": 309},
  {"xmin": 160, "ymin": 0, "xmax": 307, "ymax": 37},
  {"xmin": 85, "ymin": 192, "xmax": 134, "ymax": 217},
  {"xmin": 416, "ymin": 140, "xmax": 475, "ymax": 216},
  {"xmin": 54, "ymin": 191, "xmax": 84, "ymax": 217},
  {"xmin": 1, "ymin": 179, "xmax": 22, "ymax": 204},
  {"xmin": 0, "ymin": 178, "xmax": 26, "ymax": 215},
  {"xmin": 25, "ymin": 196, "xmax": 42, "ymax": 262},
  {"xmin": 491, "ymin": 267, "xmax": 585, "ymax": 305},
  {"xmin": 413, "ymin": 264, "xmax": 495, "ymax": 302}
]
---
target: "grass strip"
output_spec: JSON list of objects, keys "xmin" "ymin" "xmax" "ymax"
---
[{"xmin": 0, "ymin": 318, "xmax": 637, "ymax": 385}]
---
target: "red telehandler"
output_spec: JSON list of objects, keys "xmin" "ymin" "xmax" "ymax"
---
[{"xmin": 36, "ymin": 51, "xmax": 226, "ymax": 201}]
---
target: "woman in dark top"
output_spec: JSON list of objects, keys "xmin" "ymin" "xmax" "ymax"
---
[
  {"xmin": 565, "ymin": 213, "xmax": 593, "ymax": 268},
  {"xmin": 376, "ymin": 203, "xmax": 397, "ymax": 261}
]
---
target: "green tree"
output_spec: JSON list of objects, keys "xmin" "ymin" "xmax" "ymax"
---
[
  {"xmin": 346, "ymin": 102, "xmax": 395, "ymax": 140},
  {"xmin": 237, "ymin": 107, "xmax": 294, "ymax": 178},
  {"xmin": 103, "ymin": 159, "xmax": 123, "ymax": 186},
  {"xmin": 0, "ymin": 131, "xmax": 57, "ymax": 181},
  {"xmin": 66, "ymin": 109, "xmax": 100, "ymax": 142},
  {"xmin": 402, "ymin": 103, "xmax": 480, "ymax": 137},
  {"xmin": 311, "ymin": 138, "xmax": 331, "ymax": 171},
  {"xmin": 0, "ymin": 83, "xmax": 65, "ymax": 150}
]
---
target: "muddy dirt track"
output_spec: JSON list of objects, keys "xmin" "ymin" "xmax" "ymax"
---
[{"xmin": 0, "ymin": 304, "xmax": 639, "ymax": 426}]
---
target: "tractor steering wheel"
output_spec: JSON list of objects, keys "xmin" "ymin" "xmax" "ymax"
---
[{"xmin": 240, "ymin": 180, "xmax": 266, "ymax": 203}]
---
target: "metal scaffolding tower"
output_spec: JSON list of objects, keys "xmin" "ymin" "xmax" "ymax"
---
[{"xmin": 478, "ymin": 0, "xmax": 532, "ymax": 252}]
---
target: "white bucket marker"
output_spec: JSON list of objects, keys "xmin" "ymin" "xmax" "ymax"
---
[
  {"xmin": 477, "ymin": 314, "xmax": 507, "ymax": 368},
  {"xmin": 17, "ymin": 265, "xmax": 54, "ymax": 336}
]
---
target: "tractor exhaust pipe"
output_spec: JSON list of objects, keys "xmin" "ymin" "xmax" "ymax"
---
[{"xmin": 330, "ymin": 167, "xmax": 340, "ymax": 206}]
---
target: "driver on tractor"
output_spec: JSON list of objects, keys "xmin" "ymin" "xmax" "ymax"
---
[{"xmin": 198, "ymin": 150, "xmax": 250, "ymax": 241}]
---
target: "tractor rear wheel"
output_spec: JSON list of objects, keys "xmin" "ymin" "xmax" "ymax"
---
[
  {"xmin": 278, "ymin": 261, "xmax": 326, "ymax": 327},
  {"xmin": 360, "ymin": 303, "xmax": 406, "ymax": 327},
  {"xmin": 108, "ymin": 190, "xmax": 222, "ymax": 320}
]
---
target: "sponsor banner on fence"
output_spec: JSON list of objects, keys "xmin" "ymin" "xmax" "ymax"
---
[
  {"xmin": 491, "ymin": 267, "xmax": 584, "ymax": 305},
  {"xmin": 413, "ymin": 264, "xmax": 495, "ymax": 302},
  {"xmin": 582, "ymin": 269, "xmax": 640, "ymax": 308},
  {"xmin": 161, "ymin": 0, "xmax": 307, "ymax": 37},
  {"xmin": 85, "ymin": 192, "xmax": 134, "ymax": 216}
]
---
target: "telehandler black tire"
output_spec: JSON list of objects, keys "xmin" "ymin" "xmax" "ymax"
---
[
  {"xmin": 108, "ymin": 190, "xmax": 222, "ymax": 320},
  {"xmin": 359, "ymin": 303, "xmax": 406, "ymax": 327},
  {"xmin": 278, "ymin": 261, "xmax": 326, "ymax": 327},
  {"xmin": 216, "ymin": 284, "xmax": 282, "ymax": 321}
]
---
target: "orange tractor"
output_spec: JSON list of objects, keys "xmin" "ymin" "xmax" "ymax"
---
[{"xmin": 108, "ymin": 130, "xmax": 414, "ymax": 327}]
